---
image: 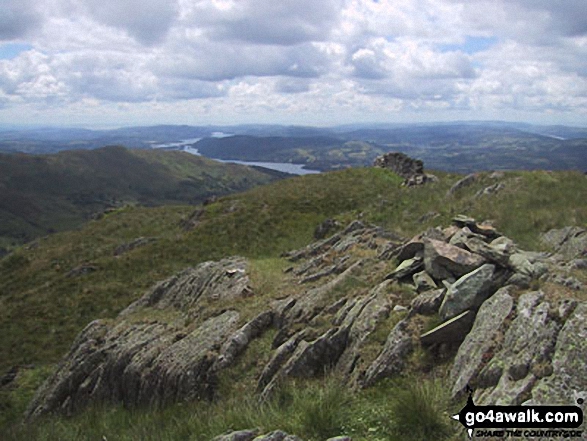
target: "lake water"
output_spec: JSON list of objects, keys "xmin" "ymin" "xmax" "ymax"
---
[
  {"xmin": 183, "ymin": 146, "xmax": 320, "ymax": 176},
  {"xmin": 152, "ymin": 137, "xmax": 321, "ymax": 176}
]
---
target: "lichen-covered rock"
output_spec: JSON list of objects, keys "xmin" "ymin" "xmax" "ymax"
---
[
  {"xmin": 530, "ymin": 302, "xmax": 586, "ymax": 405},
  {"xmin": 474, "ymin": 292, "xmax": 561, "ymax": 405},
  {"xmin": 122, "ymin": 257, "xmax": 253, "ymax": 316},
  {"xmin": 360, "ymin": 318, "xmax": 415, "ymax": 387},
  {"xmin": 26, "ymin": 311, "xmax": 240, "ymax": 419},
  {"xmin": 541, "ymin": 226, "xmax": 587, "ymax": 259},
  {"xmin": 25, "ymin": 258, "xmax": 263, "ymax": 419},
  {"xmin": 439, "ymin": 264, "xmax": 496, "ymax": 321},
  {"xmin": 409, "ymin": 288, "xmax": 445, "ymax": 316},
  {"xmin": 450, "ymin": 287, "xmax": 514, "ymax": 398},
  {"xmin": 335, "ymin": 287, "xmax": 392, "ymax": 376},
  {"xmin": 508, "ymin": 252, "xmax": 549, "ymax": 280}
]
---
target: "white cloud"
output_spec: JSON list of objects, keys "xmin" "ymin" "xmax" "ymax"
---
[{"xmin": 0, "ymin": 0, "xmax": 586, "ymax": 126}]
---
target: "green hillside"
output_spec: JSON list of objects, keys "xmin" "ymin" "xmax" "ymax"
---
[
  {"xmin": 1, "ymin": 166, "xmax": 586, "ymax": 438},
  {"xmin": 0, "ymin": 146, "xmax": 284, "ymax": 252}
]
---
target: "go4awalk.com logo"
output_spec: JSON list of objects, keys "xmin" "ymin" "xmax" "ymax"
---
[{"xmin": 451, "ymin": 390, "xmax": 584, "ymax": 439}]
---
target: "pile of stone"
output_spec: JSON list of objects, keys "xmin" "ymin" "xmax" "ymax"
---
[{"xmin": 373, "ymin": 152, "xmax": 437, "ymax": 186}]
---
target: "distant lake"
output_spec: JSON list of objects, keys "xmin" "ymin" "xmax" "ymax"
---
[{"xmin": 182, "ymin": 146, "xmax": 320, "ymax": 176}]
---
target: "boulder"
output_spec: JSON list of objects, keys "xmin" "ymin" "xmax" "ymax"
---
[
  {"xmin": 424, "ymin": 239, "xmax": 486, "ymax": 282},
  {"xmin": 409, "ymin": 288, "xmax": 445, "ymax": 316},
  {"xmin": 450, "ymin": 287, "xmax": 515, "ymax": 398},
  {"xmin": 439, "ymin": 264, "xmax": 496, "ymax": 321}
]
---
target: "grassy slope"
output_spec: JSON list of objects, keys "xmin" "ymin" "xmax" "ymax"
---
[
  {"xmin": 1, "ymin": 167, "xmax": 586, "ymax": 438},
  {"xmin": 0, "ymin": 146, "xmax": 283, "ymax": 249}
]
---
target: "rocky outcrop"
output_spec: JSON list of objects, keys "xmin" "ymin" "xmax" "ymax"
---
[
  {"xmin": 24, "ymin": 214, "xmax": 587, "ymax": 432},
  {"xmin": 113, "ymin": 237, "xmax": 157, "ymax": 256},
  {"xmin": 25, "ymin": 257, "xmax": 264, "ymax": 419},
  {"xmin": 373, "ymin": 152, "xmax": 437, "ymax": 186},
  {"xmin": 541, "ymin": 226, "xmax": 587, "ymax": 259}
]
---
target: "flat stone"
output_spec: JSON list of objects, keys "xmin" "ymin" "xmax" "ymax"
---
[
  {"xmin": 385, "ymin": 257, "xmax": 423, "ymax": 280},
  {"xmin": 420, "ymin": 310, "xmax": 475, "ymax": 346},
  {"xmin": 424, "ymin": 239, "xmax": 486, "ymax": 281}
]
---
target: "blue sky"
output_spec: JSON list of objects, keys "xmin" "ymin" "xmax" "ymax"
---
[{"xmin": 0, "ymin": 0, "xmax": 586, "ymax": 128}]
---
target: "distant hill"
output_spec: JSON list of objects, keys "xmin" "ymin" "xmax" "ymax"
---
[
  {"xmin": 0, "ymin": 145, "xmax": 286, "ymax": 251},
  {"xmin": 195, "ymin": 124, "xmax": 587, "ymax": 173},
  {"xmin": 195, "ymin": 135, "xmax": 385, "ymax": 171}
]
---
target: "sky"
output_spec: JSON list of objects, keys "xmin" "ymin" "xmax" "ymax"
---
[{"xmin": 0, "ymin": 0, "xmax": 586, "ymax": 128}]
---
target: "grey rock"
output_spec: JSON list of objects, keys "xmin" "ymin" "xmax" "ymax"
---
[
  {"xmin": 360, "ymin": 318, "xmax": 415, "ymax": 387},
  {"xmin": 549, "ymin": 274, "xmax": 583, "ymax": 290},
  {"xmin": 409, "ymin": 288, "xmax": 445, "ymax": 316},
  {"xmin": 211, "ymin": 429, "xmax": 260, "ymax": 441},
  {"xmin": 530, "ymin": 302, "xmax": 587, "ymax": 405},
  {"xmin": 123, "ymin": 257, "xmax": 253, "ymax": 316},
  {"xmin": 489, "ymin": 236, "xmax": 517, "ymax": 255},
  {"xmin": 25, "ymin": 258, "xmax": 262, "ymax": 419},
  {"xmin": 424, "ymin": 239, "xmax": 486, "ymax": 281},
  {"xmin": 420, "ymin": 310, "xmax": 475, "ymax": 346},
  {"xmin": 474, "ymin": 292, "xmax": 561, "ymax": 405},
  {"xmin": 326, "ymin": 437, "xmax": 352, "ymax": 441},
  {"xmin": 113, "ymin": 237, "xmax": 157, "ymax": 256},
  {"xmin": 462, "ymin": 237, "xmax": 510, "ymax": 267},
  {"xmin": 412, "ymin": 270, "xmax": 437, "ymax": 293},
  {"xmin": 373, "ymin": 152, "xmax": 424, "ymax": 179},
  {"xmin": 395, "ymin": 240, "xmax": 425, "ymax": 262},
  {"xmin": 254, "ymin": 430, "xmax": 304, "ymax": 441},
  {"xmin": 180, "ymin": 208, "xmax": 205, "ymax": 230},
  {"xmin": 214, "ymin": 311, "xmax": 275, "ymax": 370},
  {"xmin": 65, "ymin": 263, "xmax": 98, "ymax": 278},
  {"xmin": 260, "ymin": 327, "xmax": 349, "ymax": 399},
  {"xmin": 283, "ymin": 260, "xmax": 364, "ymax": 326},
  {"xmin": 439, "ymin": 264, "xmax": 496, "ymax": 321},
  {"xmin": 447, "ymin": 174, "xmax": 478, "ymax": 196},
  {"xmin": 26, "ymin": 310, "xmax": 240, "ymax": 419},
  {"xmin": 506, "ymin": 272, "xmax": 532, "ymax": 289},
  {"xmin": 508, "ymin": 252, "xmax": 549, "ymax": 279},
  {"xmin": 474, "ymin": 182, "xmax": 505, "ymax": 198},
  {"xmin": 450, "ymin": 287, "xmax": 515, "ymax": 398},
  {"xmin": 540, "ymin": 226, "xmax": 587, "ymax": 259}
]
